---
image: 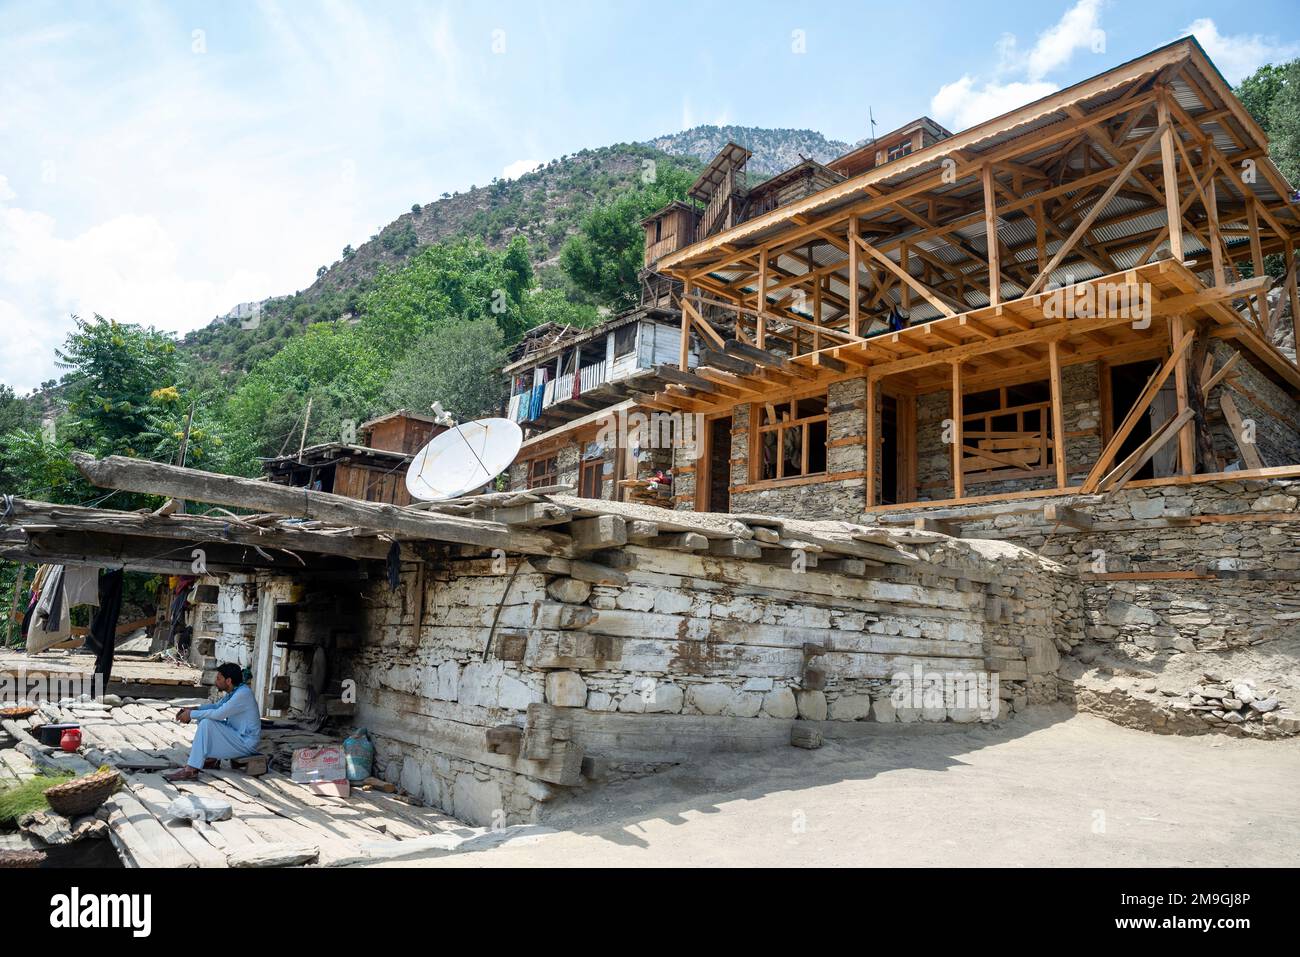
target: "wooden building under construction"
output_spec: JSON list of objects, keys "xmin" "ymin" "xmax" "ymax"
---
[{"xmin": 510, "ymin": 38, "xmax": 1300, "ymax": 523}]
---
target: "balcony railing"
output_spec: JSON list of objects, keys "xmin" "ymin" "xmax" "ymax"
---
[{"xmin": 509, "ymin": 359, "xmax": 612, "ymax": 422}]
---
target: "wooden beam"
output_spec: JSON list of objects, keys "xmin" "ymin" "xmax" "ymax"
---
[
  {"xmin": 1043, "ymin": 503, "xmax": 1093, "ymax": 530},
  {"xmin": 951, "ymin": 362, "xmax": 964, "ymax": 499},
  {"xmin": 982, "ymin": 164, "xmax": 1001, "ymax": 307},
  {"xmin": 1048, "ymin": 339, "xmax": 1067, "ymax": 488},
  {"xmin": 1099, "ymin": 407, "xmax": 1196, "ymax": 494},
  {"xmin": 1156, "ymin": 94, "xmax": 1184, "ymax": 261},
  {"xmin": 1, "ymin": 499, "xmax": 393, "ymax": 562},
  {"xmin": 71, "ymin": 454, "xmax": 574, "ymax": 557},
  {"xmin": 856, "ymin": 235, "xmax": 957, "ymax": 318},
  {"xmin": 1081, "ymin": 329, "xmax": 1195, "ymax": 492},
  {"xmin": 680, "ymin": 280, "xmax": 693, "ymax": 370},
  {"xmin": 1024, "ymin": 123, "xmax": 1167, "ymax": 297},
  {"xmin": 1169, "ymin": 315, "xmax": 1195, "ymax": 475},
  {"xmin": 848, "ymin": 217, "xmax": 860, "ymax": 337},
  {"xmin": 866, "ymin": 375, "xmax": 878, "ymax": 508},
  {"xmin": 1219, "ymin": 393, "xmax": 1265, "ymax": 469}
]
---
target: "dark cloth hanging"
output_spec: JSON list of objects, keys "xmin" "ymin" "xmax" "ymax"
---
[
  {"xmin": 165, "ymin": 577, "xmax": 196, "ymax": 651},
  {"xmin": 386, "ymin": 540, "xmax": 401, "ymax": 591},
  {"xmin": 90, "ymin": 569, "xmax": 125, "ymax": 682}
]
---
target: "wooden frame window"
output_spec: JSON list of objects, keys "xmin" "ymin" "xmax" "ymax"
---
[
  {"xmin": 613, "ymin": 323, "xmax": 637, "ymax": 358},
  {"xmin": 887, "ymin": 141, "xmax": 913, "ymax": 162},
  {"xmin": 527, "ymin": 455, "xmax": 557, "ymax": 489},
  {"xmin": 960, "ymin": 380, "xmax": 1056, "ymax": 483},
  {"xmin": 753, "ymin": 392, "xmax": 828, "ymax": 483},
  {"xmin": 578, "ymin": 443, "xmax": 603, "ymax": 499}
]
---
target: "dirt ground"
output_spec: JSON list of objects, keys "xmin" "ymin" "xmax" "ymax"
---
[{"xmin": 379, "ymin": 706, "xmax": 1300, "ymax": 868}]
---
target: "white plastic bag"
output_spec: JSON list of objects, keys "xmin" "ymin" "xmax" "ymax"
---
[{"xmin": 166, "ymin": 795, "xmax": 233, "ymax": 823}]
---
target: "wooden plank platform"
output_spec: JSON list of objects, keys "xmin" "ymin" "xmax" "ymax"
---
[{"xmin": 1, "ymin": 695, "xmax": 476, "ymax": 868}]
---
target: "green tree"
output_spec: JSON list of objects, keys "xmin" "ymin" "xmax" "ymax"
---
[
  {"xmin": 524, "ymin": 287, "xmax": 603, "ymax": 329},
  {"xmin": 221, "ymin": 323, "xmax": 388, "ymax": 474},
  {"xmin": 55, "ymin": 315, "xmax": 180, "ymax": 457},
  {"xmin": 560, "ymin": 163, "xmax": 694, "ymax": 309},
  {"xmin": 1236, "ymin": 58, "xmax": 1300, "ymax": 183},
  {"xmin": 360, "ymin": 236, "xmax": 535, "ymax": 349},
  {"xmin": 381, "ymin": 318, "xmax": 507, "ymax": 421}
]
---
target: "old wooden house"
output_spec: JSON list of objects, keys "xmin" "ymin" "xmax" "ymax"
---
[{"xmin": 262, "ymin": 410, "xmax": 443, "ymax": 507}]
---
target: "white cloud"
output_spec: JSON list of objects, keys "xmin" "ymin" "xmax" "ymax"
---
[
  {"xmin": 502, "ymin": 159, "xmax": 542, "ymax": 180},
  {"xmin": 930, "ymin": 0, "xmax": 1107, "ymax": 131},
  {"xmin": 0, "ymin": 1, "xmax": 515, "ymax": 392},
  {"xmin": 1023, "ymin": 0, "xmax": 1105, "ymax": 81},
  {"xmin": 1180, "ymin": 18, "xmax": 1300, "ymax": 85},
  {"xmin": 931, "ymin": 77, "xmax": 1060, "ymax": 132}
]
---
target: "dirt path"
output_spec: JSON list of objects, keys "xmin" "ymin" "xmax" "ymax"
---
[{"xmin": 380, "ymin": 707, "xmax": 1300, "ymax": 867}]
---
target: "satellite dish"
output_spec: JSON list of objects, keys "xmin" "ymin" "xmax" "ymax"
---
[{"xmin": 405, "ymin": 417, "xmax": 523, "ymax": 501}]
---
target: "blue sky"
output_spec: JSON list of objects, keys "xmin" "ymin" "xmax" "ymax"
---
[{"xmin": 2, "ymin": 0, "xmax": 1298, "ymax": 391}]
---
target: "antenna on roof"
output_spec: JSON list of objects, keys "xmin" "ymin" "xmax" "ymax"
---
[{"xmin": 868, "ymin": 107, "xmax": 878, "ymax": 144}]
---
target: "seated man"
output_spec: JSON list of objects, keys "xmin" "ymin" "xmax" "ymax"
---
[{"xmin": 164, "ymin": 663, "xmax": 261, "ymax": 782}]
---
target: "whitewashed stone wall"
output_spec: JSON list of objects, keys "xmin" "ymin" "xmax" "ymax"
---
[{"xmin": 335, "ymin": 536, "xmax": 1080, "ymax": 826}]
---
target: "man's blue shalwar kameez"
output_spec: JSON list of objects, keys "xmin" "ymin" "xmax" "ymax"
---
[{"xmin": 186, "ymin": 683, "xmax": 261, "ymax": 769}]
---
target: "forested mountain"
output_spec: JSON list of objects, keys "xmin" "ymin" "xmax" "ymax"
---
[{"xmin": 179, "ymin": 125, "xmax": 863, "ymax": 381}]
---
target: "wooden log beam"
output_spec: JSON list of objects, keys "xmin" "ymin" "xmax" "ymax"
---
[
  {"xmin": 982, "ymin": 164, "xmax": 1002, "ymax": 307},
  {"xmin": 1169, "ymin": 314, "xmax": 1196, "ymax": 475},
  {"xmin": 71, "ymin": 454, "xmax": 574, "ymax": 558},
  {"xmin": 1048, "ymin": 340, "xmax": 1067, "ymax": 488},
  {"xmin": 2, "ymin": 499, "xmax": 393, "ymax": 561},
  {"xmin": 1098, "ymin": 407, "xmax": 1196, "ymax": 494}
]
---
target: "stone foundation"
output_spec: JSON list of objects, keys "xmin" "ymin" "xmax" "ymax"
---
[{"xmin": 315, "ymin": 531, "xmax": 1080, "ymax": 826}]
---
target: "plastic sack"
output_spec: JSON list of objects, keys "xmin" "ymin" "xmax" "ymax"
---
[
  {"xmin": 166, "ymin": 796, "xmax": 233, "ymax": 823},
  {"xmin": 343, "ymin": 729, "xmax": 374, "ymax": 782},
  {"xmin": 291, "ymin": 745, "xmax": 346, "ymax": 783}
]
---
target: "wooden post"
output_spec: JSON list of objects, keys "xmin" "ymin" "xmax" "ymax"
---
[
  {"xmin": 297, "ymin": 396, "xmax": 313, "ymax": 461},
  {"xmin": 899, "ymin": 393, "xmax": 916, "ymax": 503},
  {"xmin": 6, "ymin": 564, "xmax": 27, "ymax": 647},
  {"xmin": 865, "ymin": 375, "xmax": 878, "ymax": 508},
  {"xmin": 848, "ymin": 217, "xmax": 860, "ymax": 336},
  {"xmin": 1034, "ymin": 199, "xmax": 1046, "ymax": 276},
  {"xmin": 1291, "ymin": 241, "xmax": 1300, "ymax": 352},
  {"xmin": 900, "ymin": 243, "xmax": 911, "ymax": 313},
  {"xmin": 1206, "ymin": 174, "xmax": 1225, "ymax": 287},
  {"xmin": 951, "ymin": 361, "xmax": 964, "ymax": 499},
  {"xmin": 756, "ymin": 250, "xmax": 767, "ymax": 349},
  {"xmin": 813, "ymin": 276, "xmax": 823, "ymax": 351},
  {"xmin": 1169, "ymin": 315, "xmax": 1195, "ymax": 475},
  {"xmin": 680, "ymin": 280, "xmax": 692, "ymax": 370},
  {"xmin": 1048, "ymin": 340, "xmax": 1067, "ymax": 489},
  {"xmin": 1156, "ymin": 93, "xmax": 1184, "ymax": 262},
  {"xmin": 982, "ymin": 164, "xmax": 1001, "ymax": 307},
  {"xmin": 1246, "ymin": 197, "xmax": 1267, "ymax": 328}
]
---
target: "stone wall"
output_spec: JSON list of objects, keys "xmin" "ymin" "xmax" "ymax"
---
[
  {"xmin": 1208, "ymin": 341, "xmax": 1300, "ymax": 470},
  {"xmin": 725, "ymin": 378, "xmax": 868, "ymax": 520},
  {"xmin": 861, "ymin": 478, "xmax": 1300, "ymax": 659},
  {"xmin": 331, "ymin": 532, "xmax": 1079, "ymax": 826}
]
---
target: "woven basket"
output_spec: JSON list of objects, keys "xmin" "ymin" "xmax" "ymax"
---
[
  {"xmin": 0, "ymin": 706, "xmax": 38, "ymax": 720},
  {"xmin": 0, "ymin": 849, "xmax": 47, "ymax": 868},
  {"xmin": 43, "ymin": 769, "xmax": 121, "ymax": 818}
]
